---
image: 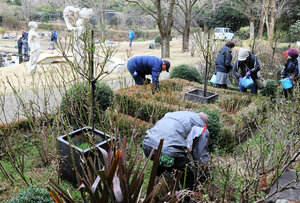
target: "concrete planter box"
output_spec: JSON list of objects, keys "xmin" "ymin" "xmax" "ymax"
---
[
  {"xmin": 57, "ymin": 126, "xmax": 111, "ymax": 185},
  {"xmin": 184, "ymin": 88, "xmax": 218, "ymax": 104}
]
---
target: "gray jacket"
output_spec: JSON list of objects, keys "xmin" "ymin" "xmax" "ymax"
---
[{"xmin": 143, "ymin": 111, "xmax": 210, "ymax": 163}]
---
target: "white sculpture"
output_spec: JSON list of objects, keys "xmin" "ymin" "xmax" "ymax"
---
[
  {"xmin": 63, "ymin": 6, "xmax": 93, "ymax": 67},
  {"xmin": 28, "ymin": 21, "xmax": 40, "ymax": 74}
]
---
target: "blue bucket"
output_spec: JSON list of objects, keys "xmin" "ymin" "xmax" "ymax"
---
[
  {"xmin": 210, "ymin": 74, "xmax": 217, "ymax": 85},
  {"xmin": 240, "ymin": 76, "xmax": 254, "ymax": 88},
  {"xmin": 280, "ymin": 78, "xmax": 293, "ymax": 89}
]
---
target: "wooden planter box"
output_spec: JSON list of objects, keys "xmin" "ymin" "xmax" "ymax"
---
[
  {"xmin": 184, "ymin": 88, "xmax": 218, "ymax": 104},
  {"xmin": 57, "ymin": 126, "xmax": 111, "ymax": 185}
]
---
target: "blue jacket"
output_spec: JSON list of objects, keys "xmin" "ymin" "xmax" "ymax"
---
[
  {"xmin": 128, "ymin": 56, "xmax": 163, "ymax": 84},
  {"xmin": 129, "ymin": 30, "xmax": 136, "ymax": 39},
  {"xmin": 143, "ymin": 111, "xmax": 210, "ymax": 163},
  {"xmin": 215, "ymin": 45, "xmax": 233, "ymax": 73},
  {"xmin": 233, "ymin": 52, "xmax": 260, "ymax": 79},
  {"xmin": 281, "ymin": 57, "xmax": 299, "ymax": 78}
]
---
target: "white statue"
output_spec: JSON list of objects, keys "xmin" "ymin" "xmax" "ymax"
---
[
  {"xmin": 27, "ymin": 21, "xmax": 40, "ymax": 74},
  {"xmin": 63, "ymin": 6, "xmax": 93, "ymax": 67}
]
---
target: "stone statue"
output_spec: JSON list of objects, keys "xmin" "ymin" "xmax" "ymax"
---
[
  {"xmin": 28, "ymin": 21, "xmax": 40, "ymax": 74},
  {"xmin": 63, "ymin": 6, "xmax": 93, "ymax": 67}
]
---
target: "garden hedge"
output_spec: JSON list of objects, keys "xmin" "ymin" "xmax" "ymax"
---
[{"xmin": 170, "ymin": 64, "xmax": 204, "ymax": 84}]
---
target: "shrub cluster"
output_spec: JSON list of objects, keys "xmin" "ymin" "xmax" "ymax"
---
[
  {"xmin": 170, "ymin": 64, "xmax": 204, "ymax": 83},
  {"xmin": 7, "ymin": 186, "xmax": 54, "ymax": 203},
  {"xmin": 154, "ymin": 34, "xmax": 173, "ymax": 44},
  {"xmin": 60, "ymin": 82, "xmax": 113, "ymax": 127},
  {"xmin": 199, "ymin": 109, "xmax": 221, "ymax": 152},
  {"xmin": 260, "ymin": 79, "xmax": 279, "ymax": 98}
]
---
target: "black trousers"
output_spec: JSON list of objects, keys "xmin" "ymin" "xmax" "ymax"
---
[{"xmin": 143, "ymin": 144, "xmax": 198, "ymax": 190}]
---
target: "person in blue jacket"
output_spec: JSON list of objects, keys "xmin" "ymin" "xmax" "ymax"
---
[
  {"xmin": 281, "ymin": 48, "xmax": 299, "ymax": 98},
  {"xmin": 233, "ymin": 48, "xmax": 261, "ymax": 94},
  {"xmin": 143, "ymin": 111, "xmax": 210, "ymax": 190},
  {"xmin": 215, "ymin": 41, "xmax": 235, "ymax": 89},
  {"xmin": 127, "ymin": 56, "xmax": 170, "ymax": 90},
  {"xmin": 50, "ymin": 29, "xmax": 58, "ymax": 49},
  {"xmin": 23, "ymin": 38, "xmax": 29, "ymax": 56},
  {"xmin": 128, "ymin": 28, "xmax": 136, "ymax": 47}
]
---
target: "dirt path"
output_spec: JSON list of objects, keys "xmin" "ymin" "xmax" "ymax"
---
[{"xmin": 0, "ymin": 35, "xmax": 201, "ymax": 124}]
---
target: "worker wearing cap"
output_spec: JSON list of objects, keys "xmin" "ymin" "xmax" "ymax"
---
[
  {"xmin": 232, "ymin": 48, "xmax": 261, "ymax": 94},
  {"xmin": 127, "ymin": 56, "xmax": 170, "ymax": 90}
]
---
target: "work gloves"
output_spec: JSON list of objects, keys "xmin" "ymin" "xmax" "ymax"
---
[{"xmin": 246, "ymin": 71, "xmax": 251, "ymax": 77}]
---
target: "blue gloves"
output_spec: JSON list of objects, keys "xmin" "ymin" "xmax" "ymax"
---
[{"xmin": 246, "ymin": 71, "xmax": 251, "ymax": 77}]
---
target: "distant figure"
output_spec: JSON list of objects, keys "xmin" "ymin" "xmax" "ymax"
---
[
  {"xmin": 22, "ymin": 30, "xmax": 28, "ymax": 40},
  {"xmin": 28, "ymin": 22, "xmax": 40, "ymax": 74},
  {"xmin": 23, "ymin": 38, "xmax": 29, "ymax": 56},
  {"xmin": 281, "ymin": 48, "xmax": 299, "ymax": 98},
  {"xmin": 50, "ymin": 29, "xmax": 58, "ymax": 49},
  {"xmin": 17, "ymin": 37, "xmax": 23, "ymax": 55},
  {"xmin": 128, "ymin": 28, "xmax": 136, "ymax": 47},
  {"xmin": 215, "ymin": 41, "xmax": 235, "ymax": 89}
]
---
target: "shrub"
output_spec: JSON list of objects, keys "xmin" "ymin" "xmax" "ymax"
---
[
  {"xmin": 260, "ymin": 79, "xmax": 279, "ymax": 98},
  {"xmin": 170, "ymin": 64, "xmax": 204, "ymax": 83},
  {"xmin": 290, "ymin": 20, "xmax": 300, "ymax": 42},
  {"xmin": 197, "ymin": 109, "xmax": 221, "ymax": 152},
  {"xmin": 235, "ymin": 26, "xmax": 250, "ymax": 40},
  {"xmin": 154, "ymin": 34, "xmax": 173, "ymax": 44},
  {"xmin": 0, "ymin": 27, "xmax": 6, "ymax": 34},
  {"xmin": 7, "ymin": 186, "xmax": 54, "ymax": 203},
  {"xmin": 60, "ymin": 82, "xmax": 113, "ymax": 127}
]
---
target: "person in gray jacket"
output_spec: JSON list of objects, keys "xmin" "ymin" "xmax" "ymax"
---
[{"xmin": 142, "ymin": 111, "xmax": 210, "ymax": 190}]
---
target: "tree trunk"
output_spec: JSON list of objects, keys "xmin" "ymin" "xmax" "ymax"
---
[
  {"xmin": 268, "ymin": 0, "xmax": 275, "ymax": 42},
  {"xmin": 182, "ymin": 6, "xmax": 192, "ymax": 52},
  {"xmin": 182, "ymin": 23, "xmax": 190, "ymax": 52},
  {"xmin": 257, "ymin": 10, "xmax": 265, "ymax": 39},
  {"xmin": 249, "ymin": 20, "xmax": 255, "ymax": 40},
  {"xmin": 161, "ymin": 37, "xmax": 170, "ymax": 58}
]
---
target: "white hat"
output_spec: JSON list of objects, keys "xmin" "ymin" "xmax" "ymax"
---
[{"xmin": 238, "ymin": 48, "xmax": 249, "ymax": 61}]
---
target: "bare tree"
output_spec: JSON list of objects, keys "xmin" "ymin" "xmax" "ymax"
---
[
  {"xmin": 173, "ymin": 0, "xmax": 208, "ymax": 52},
  {"xmin": 264, "ymin": 0, "xmax": 288, "ymax": 42},
  {"xmin": 21, "ymin": 0, "xmax": 36, "ymax": 26},
  {"xmin": 126, "ymin": 0, "xmax": 176, "ymax": 58},
  {"xmin": 226, "ymin": 0, "xmax": 261, "ymax": 39}
]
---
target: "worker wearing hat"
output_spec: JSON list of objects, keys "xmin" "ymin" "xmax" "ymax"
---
[
  {"xmin": 127, "ymin": 56, "xmax": 170, "ymax": 90},
  {"xmin": 232, "ymin": 48, "xmax": 261, "ymax": 94}
]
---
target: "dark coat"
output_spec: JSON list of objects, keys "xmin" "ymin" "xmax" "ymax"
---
[
  {"xmin": 215, "ymin": 45, "xmax": 233, "ymax": 73},
  {"xmin": 127, "ymin": 56, "xmax": 163, "ymax": 84},
  {"xmin": 281, "ymin": 57, "xmax": 299, "ymax": 78},
  {"xmin": 233, "ymin": 52, "xmax": 261, "ymax": 79}
]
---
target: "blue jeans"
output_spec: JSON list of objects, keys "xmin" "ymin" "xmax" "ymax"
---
[
  {"xmin": 127, "ymin": 60, "xmax": 145, "ymax": 85},
  {"xmin": 129, "ymin": 38, "xmax": 133, "ymax": 46},
  {"xmin": 240, "ymin": 81, "xmax": 258, "ymax": 94}
]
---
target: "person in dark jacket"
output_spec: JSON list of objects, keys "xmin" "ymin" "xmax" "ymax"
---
[
  {"xmin": 232, "ymin": 48, "xmax": 261, "ymax": 94},
  {"xmin": 215, "ymin": 41, "xmax": 235, "ymax": 89},
  {"xmin": 143, "ymin": 111, "xmax": 210, "ymax": 190},
  {"xmin": 17, "ymin": 37, "xmax": 23, "ymax": 55},
  {"xmin": 22, "ymin": 31, "xmax": 28, "ymax": 40},
  {"xmin": 50, "ymin": 30, "xmax": 58, "ymax": 50},
  {"xmin": 281, "ymin": 48, "xmax": 299, "ymax": 98},
  {"xmin": 127, "ymin": 56, "xmax": 170, "ymax": 89}
]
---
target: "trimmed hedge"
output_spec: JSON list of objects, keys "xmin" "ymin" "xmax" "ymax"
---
[
  {"xmin": 60, "ymin": 82, "xmax": 113, "ymax": 127},
  {"xmin": 170, "ymin": 64, "xmax": 204, "ymax": 84},
  {"xmin": 7, "ymin": 186, "xmax": 54, "ymax": 203}
]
